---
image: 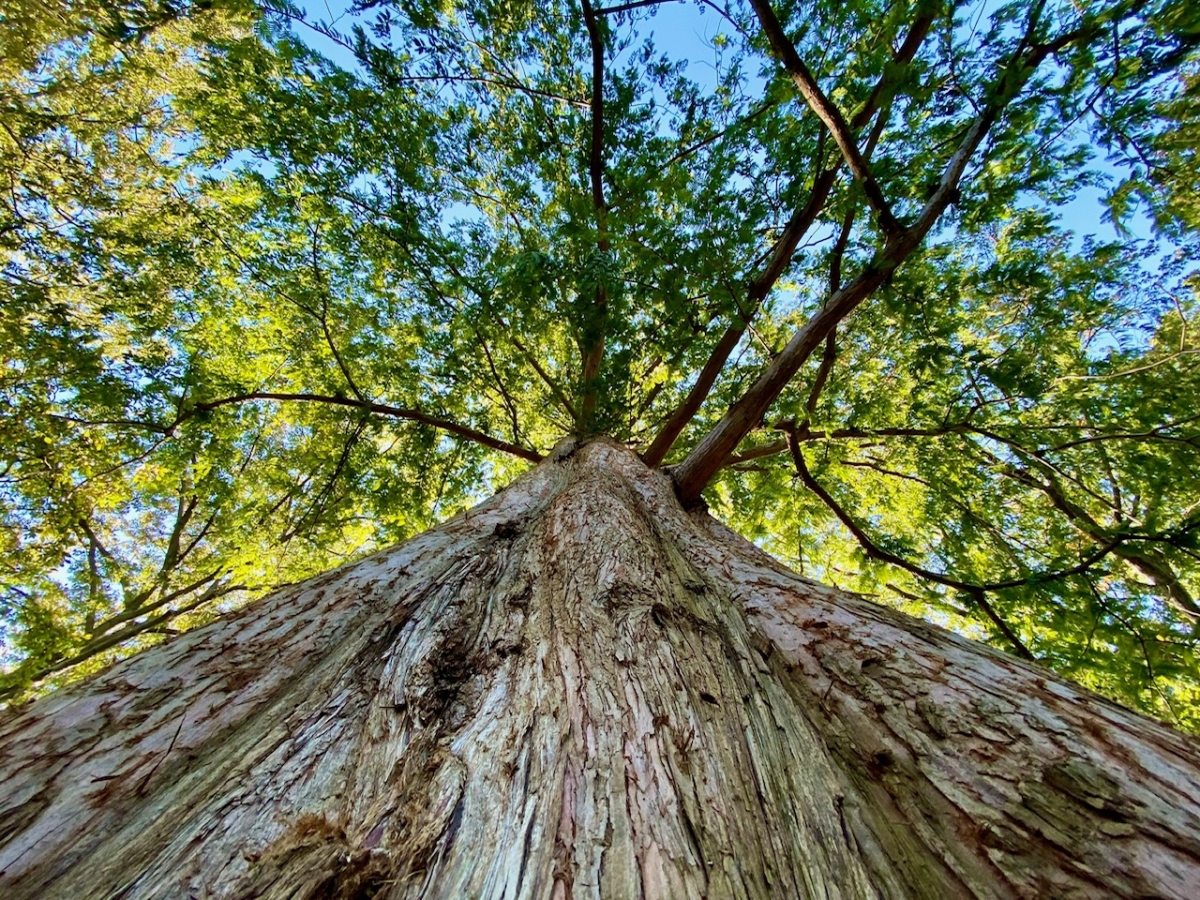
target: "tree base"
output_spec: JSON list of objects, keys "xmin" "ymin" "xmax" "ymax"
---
[{"xmin": 2, "ymin": 440, "xmax": 1199, "ymax": 898}]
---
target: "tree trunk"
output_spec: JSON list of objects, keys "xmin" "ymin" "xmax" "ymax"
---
[{"xmin": 2, "ymin": 439, "xmax": 1198, "ymax": 899}]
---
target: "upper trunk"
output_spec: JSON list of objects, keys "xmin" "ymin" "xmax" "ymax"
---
[{"xmin": 1, "ymin": 439, "xmax": 1198, "ymax": 899}]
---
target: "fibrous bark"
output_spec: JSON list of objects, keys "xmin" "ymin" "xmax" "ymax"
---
[{"xmin": 1, "ymin": 440, "xmax": 1198, "ymax": 899}]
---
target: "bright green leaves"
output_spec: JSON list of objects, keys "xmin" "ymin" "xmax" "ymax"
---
[
  {"xmin": 0, "ymin": 0, "xmax": 265, "ymax": 695},
  {"xmin": 0, "ymin": 0, "xmax": 492, "ymax": 698}
]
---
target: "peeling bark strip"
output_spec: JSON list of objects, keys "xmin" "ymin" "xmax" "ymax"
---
[{"xmin": 2, "ymin": 441, "xmax": 1199, "ymax": 899}]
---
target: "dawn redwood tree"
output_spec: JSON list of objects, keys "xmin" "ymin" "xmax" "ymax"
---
[
  {"xmin": 3, "ymin": 436, "xmax": 1200, "ymax": 899},
  {"xmin": 3, "ymin": 0, "xmax": 1200, "ymax": 896}
]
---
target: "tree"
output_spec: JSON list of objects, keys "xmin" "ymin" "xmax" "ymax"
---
[{"xmin": 2, "ymin": 0, "xmax": 1200, "ymax": 895}]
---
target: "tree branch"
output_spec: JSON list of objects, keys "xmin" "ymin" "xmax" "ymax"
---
[
  {"xmin": 997, "ymin": 460, "xmax": 1200, "ymax": 620},
  {"xmin": 597, "ymin": 0, "xmax": 679, "ymax": 14},
  {"xmin": 748, "ymin": 0, "xmax": 901, "ymax": 236},
  {"xmin": 641, "ymin": 166, "xmax": 838, "ymax": 466},
  {"xmin": 279, "ymin": 417, "xmax": 367, "ymax": 544},
  {"xmin": 0, "ymin": 578, "xmax": 245, "ymax": 703},
  {"xmin": 186, "ymin": 392, "xmax": 542, "ymax": 462},
  {"xmin": 477, "ymin": 334, "xmax": 526, "ymax": 447},
  {"xmin": 801, "ymin": 204, "xmax": 856, "ymax": 422},
  {"xmin": 495, "ymin": 316, "xmax": 580, "ymax": 424},
  {"xmin": 579, "ymin": 0, "xmax": 611, "ymax": 431},
  {"xmin": 309, "ymin": 226, "xmax": 366, "ymax": 402},
  {"xmin": 851, "ymin": 14, "xmax": 935, "ymax": 131},
  {"xmin": 657, "ymin": 100, "xmax": 776, "ymax": 172},
  {"xmin": 784, "ymin": 432, "xmax": 1032, "ymax": 655},
  {"xmin": 643, "ymin": 8, "xmax": 932, "ymax": 466},
  {"xmin": 788, "ymin": 427, "xmax": 1116, "ymax": 588},
  {"xmin": 674, "ymin": 12, "xmax": 1098, "ymax": 501}
]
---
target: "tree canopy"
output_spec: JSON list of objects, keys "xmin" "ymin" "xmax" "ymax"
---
[{"xmin": 2, "ymin": 0, "xmax": 1199, "ymax": 729}]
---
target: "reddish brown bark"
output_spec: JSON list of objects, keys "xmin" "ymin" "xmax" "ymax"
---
[{"xmin": 1, "ymin": 441, "xmax": 1198, "ymax": 899}]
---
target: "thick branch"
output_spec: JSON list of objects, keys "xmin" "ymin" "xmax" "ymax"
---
[
  {"xmin": 642, "ymin": 167, "xmax": 838, "ymax": 466},
  {"xmin": 673, "ymin": 262, "xmax": 891, "ymax": 499},
  {"xmin": 643, "ymin": 9, "xmax": 932, "ymax": 466},
  {"xmin": 642, "ymin": 324, "xmax": 747, "ymax": 465},
  {"xmin": 674, "ymin": 18, "xmax": 1091, "ymax": 501},
  {"xmin": 579, "ymin": 0, "xmax": 610, "ymax": 431},
  {"xmin": 580, "ymin": 0, "xmax": 608, "ymax": 228}
]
